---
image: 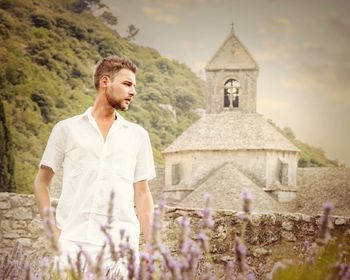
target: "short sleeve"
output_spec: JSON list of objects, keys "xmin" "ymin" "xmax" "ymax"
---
[
  {"xmin": 39, "ymin": 122, "xmax": 65, "ymax": 173},
  {"xmin": 133, "ymin": 129, "xmax": 156, "ymax": 183}
]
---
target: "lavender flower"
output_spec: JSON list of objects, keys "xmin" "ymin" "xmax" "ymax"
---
[
  {"xmin": 202, "ymin": 192, "xmax": 214, "ymax": 228},
  {"xmin": 198, "ymin": 231, "xmax": 209, "ymax": 253},
  {"xmin": 93, "ymin": 241, "xmax": 106, "ymax": 279},
  {"xmin": 240, "ymin": 188, "xmax": 253, "ymax": 221},
  {"xmin": 138, "ymin": 252, "xmax": 151, "ymax": 280},
  {"xmin": 234, "ymin": 237, "xmax": 254, "ymax": 279},
  {"xmin": 127, "ymin": 247, "xmax": 137, "ymax": 280},
  {"xmin": 317, "ymin": 202, "xmax": 334, "ymax": 245},
  {"xmin": 43, "ymin": 207, "xmax": 60, "ymax": 253},
  {"xmin": 101, "ymin": 225, "xmax": 118, "ymax": 262},
  {"xmin": 179, "ymin": 217, "xmax": 191, "ymax": 254},
  {"xmin": 0, "ymin": 241, "xmax": 31, "ymax": 280},
  {"xmin": 150, "ymin": 197, "xmax": 166, "ymax": 249},
  {"xmin": 225, "ymin": 261, "xmax": 235, "ymax": 280},
  {"xmin": 106, "ymin": 190, "xmax": 115, "ymax": 230}
]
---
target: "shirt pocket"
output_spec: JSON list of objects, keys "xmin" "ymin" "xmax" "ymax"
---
[{"xmin": 109, "ymin": 142, "xmax": 137, "ymax": 178}]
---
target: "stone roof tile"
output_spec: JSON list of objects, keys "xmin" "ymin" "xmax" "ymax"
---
[
  {"xmin": 163, "ymin": 112, "xmax": 299, "ymax": 153},
  {"xmin": 180, "ymin": 162, "xmax": 285, "ymax": 212}
]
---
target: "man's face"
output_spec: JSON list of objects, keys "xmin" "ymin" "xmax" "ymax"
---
[{"xmin": 105, "ymin": 69, "xmax": 136, "ymax": 111}]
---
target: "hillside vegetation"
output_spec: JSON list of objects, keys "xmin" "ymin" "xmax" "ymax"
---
[
  {"xmin": 268, "ymin": 120, "xmax": 340, "ymax": 167},
  {"xmin": 0, "ymin": 0, "xmax": 205, "ymax": 193},
  {"xmin": 0, "ymin": 0, "xmax": 339, "ymax": 194}
]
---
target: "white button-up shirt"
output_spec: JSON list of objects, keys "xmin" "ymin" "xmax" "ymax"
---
[{"xmin": 40, "ymin": 107, "xmax": 156, "ymax": 247}]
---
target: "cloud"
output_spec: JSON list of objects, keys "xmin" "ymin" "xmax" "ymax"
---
[
  {"xmin": 321, "ymin": 13, "xmax": 350, "ymax": 39},
  {"xmin": 259, "ymin": 17, "xmax": 295, "ymax": 37},
  {"xmin": 141, "ymin": 0, "xmax": 210, "ymax": 9},
  {"xmin": 280, "ymin": 15, "xmax": 350, "ymax": 99},
  {"xmin": 256, "ymin": 13, "xmax": 350, "ymax": 101},
  {"xmin": 255, "ymin": 17, "xmax": 297, "ymax": 61},
  {"xmin": 259, "ymin": 97, "xmax": 290, "ymax": 111},
  {"xmin": 142, "ymin": 6, "xmax": 179, "ymax": 24},
  {"xmin": 282, "ymin": 63, "xmax": 350, "ymax": 100},
  {"xmin": 254, "ymin": 41, "xmax": 297, "ymax": 61}
]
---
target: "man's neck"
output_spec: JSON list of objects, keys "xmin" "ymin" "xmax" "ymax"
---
[{"xmin": 92, "ymin": 96, "xmax": 117, "ymax": 121}]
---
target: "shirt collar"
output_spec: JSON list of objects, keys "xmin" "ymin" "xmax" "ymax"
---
[{"xmin": 82, "ymin": 107, "xmax": 130, "ymax": 128}]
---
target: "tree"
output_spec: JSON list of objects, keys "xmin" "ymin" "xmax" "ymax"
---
[
  {"xmin": 99, "ymin": 11, "xmax": 118, "ymax": 26},
  {"xmin": 71, "ymin": 0, "xmax": 101, "ymax": 13},
  {"xmin": 125, "ymin": 24, "xmax": 139, "ymax": 41},
  {"xmin": 283, "ymin": 127, "xmax": 296, "ymax": 140},
  {"xmin": 0, "ymin": 101, "xmax": 15, "ymax": 192}
]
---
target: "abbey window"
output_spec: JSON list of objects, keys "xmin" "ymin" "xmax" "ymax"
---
[
  {"xmin": 224, "ymin": 79, "xmax": 240, "ymax": 109},
  {"xmin": 172, "ymin": 164, "xmax": 180, "ymax": 185}
]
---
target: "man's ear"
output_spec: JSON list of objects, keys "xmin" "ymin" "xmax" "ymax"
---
[{"xmin": 100, "ymin": 75, "xmax": 110, "ymax": 89}]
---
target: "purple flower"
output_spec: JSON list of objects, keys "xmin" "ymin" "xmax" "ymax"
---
[
  {"xmin": 318, "ymin": 201, "xmax": 334, "ymax": 245},
  {"xmin": 198, "ymin": 231, "xmax": 209, "ymax": 252},
  {"xmin": 323, "ymin": 202, "xmax": 334, "ymax": 212},
  {"xmin": 201, "ymin": 193, "xmax": 214, "ymax": 228},
  {"xmin": 234, "ymin": 237, "xmax": 250, "ymax": 275},
  {"xmin": 240, "ymin": 188, "xmax": 253, "ymax": 215}
]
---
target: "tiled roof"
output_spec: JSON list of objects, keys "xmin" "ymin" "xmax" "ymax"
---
[
  {"xmin": 179, "ymin": 162, "xmax": 285, "ymax": 212},
  {"xmin": 163, "ymin": 111, "xmax": 299, "ymax": 153}
]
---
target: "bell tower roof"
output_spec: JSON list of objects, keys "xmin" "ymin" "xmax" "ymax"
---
[{"xmin": 205, "ymin": 27, "xmax": 258, "ymax": 71}]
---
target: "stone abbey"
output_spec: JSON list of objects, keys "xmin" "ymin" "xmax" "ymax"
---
[{"xmin": 162, "ymin": 28, "xmax": 299, "ymax": 210}]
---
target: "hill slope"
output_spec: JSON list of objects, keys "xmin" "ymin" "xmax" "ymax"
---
[
  {"xmin": 0, "ymin": 0, "xmax": 206, "ymax": 193},
  {"xmin": 268, "ymin": 120, "xmax": 340, "ymax": 167},
  {"xmin": 0, "ymin": 0, "xmax": 338, "ymax": 194}
]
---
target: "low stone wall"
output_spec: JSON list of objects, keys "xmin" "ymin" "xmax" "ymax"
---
[
  {"xmin": 161, "ymin": 207, "xmax": 350, "ymax": 272},
  {"xmin": 0, "ymin": 192, "xmax": 53, "ymax": 259},
  {"xmin": 1, "ymin": 192, "xmax": 350, "ymax": 275}
]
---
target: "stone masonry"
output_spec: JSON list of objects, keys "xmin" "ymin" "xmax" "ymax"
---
[{"xmin": 1, "ymin": 192, "xmax": 350, "ymax": 276}]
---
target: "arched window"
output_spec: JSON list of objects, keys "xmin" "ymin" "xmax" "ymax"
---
[{"xmin": 224, "ymin": 79, "xmax": 240, "ymax": 108}]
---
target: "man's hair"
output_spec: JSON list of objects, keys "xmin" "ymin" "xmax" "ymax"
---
[{"xmin": 94, "ymin": 56, "xmax": 137, "ymax": 89}]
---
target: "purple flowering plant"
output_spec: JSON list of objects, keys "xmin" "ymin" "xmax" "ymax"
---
[{"xmin": 1, "ymin": 190, "xmax": 350, "ymax": 279}]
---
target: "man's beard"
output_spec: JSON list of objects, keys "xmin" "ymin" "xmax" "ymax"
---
[{"xmin": 106, "ymin": 90, "xmax": 129, "ymax": 111}]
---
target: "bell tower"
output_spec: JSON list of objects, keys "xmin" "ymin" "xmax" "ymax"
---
[{"xmin": 205, "ymin": 25, "xmax": 259, "ymax": 114}]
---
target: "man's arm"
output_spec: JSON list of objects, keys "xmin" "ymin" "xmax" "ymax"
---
[
  {"xmin": 33, "ymin": 166, "xmax": 61, "ymax": 240},
  {"xmin": 134, "ymin": 180, "xmax": 154, "ymax": 245}
]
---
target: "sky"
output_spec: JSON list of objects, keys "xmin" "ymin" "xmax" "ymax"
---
[{"xmin": 103, "ymin": 0, "xmax": 350, "ymax": 166}]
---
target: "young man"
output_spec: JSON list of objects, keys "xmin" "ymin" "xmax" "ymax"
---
[{"xmin": 34, "ymin": 56, "xmax": 156, "ymax": 276}]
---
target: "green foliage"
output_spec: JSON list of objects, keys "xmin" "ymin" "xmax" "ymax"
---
[
  {"xmin": 0, "ymin": 0, "xmax": 206, "ymax": 193},
  {"xmin": 0, "ymin": 100, "xmax": 15, "ymax": 192},
  {"xmin": 125, "ymin": 24, "xmax": 139, "ymax": 41},
  {"xmin": 99, "ymin": 11, "xmax": 117, "ymax": 26},
  {"xmin": 272, "ymin": 242, "xmax": 347, "ymax": 280},
  {"xmin": 268, "ymin": 120, "xmax": 339, "ymax": 167}
]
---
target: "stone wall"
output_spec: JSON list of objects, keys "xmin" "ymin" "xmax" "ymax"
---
[
  {"xmin": 162, "ymin": 207, "xmax": 350, "ymax": 272},
  {"xmin": 1, "ymin": 192, "xmax": 350, "ymax": 275},
  {"xmin": 0, "ymin": 192, "xmax": 53, "ymax": 259}
]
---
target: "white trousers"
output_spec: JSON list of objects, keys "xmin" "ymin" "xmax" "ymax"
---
[{"xmin": 53, "ymin": 237, "xmax": 132, "ymax": 279}]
